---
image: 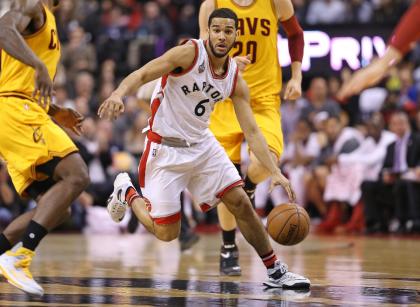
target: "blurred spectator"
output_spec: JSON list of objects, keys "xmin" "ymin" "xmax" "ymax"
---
[
  {"xmin": 331, "ymin": 113, "xmax": 396, "ymax": 233},
  {"xmin": 397, "ymin": 65, "xmax": 419, "ymax": 115},
  {"xmin": 124, "ymin": 112, "xmax": 149, "ymax": 156},
  {"xmin": 281, "ymin": 119, "xmax": 321, "ymax": 206},
  {"xmin": 281, "ymin": 98, "xmax": 307, "ymax": 143},
  {"xmin": 372, "ymin": 0, "xmax": 409, "ymax": 24},
  {"xmin": 61, "ymin": 26, "xmax": 97, "ymax": 83},
  {"xmin": 291, "ymin": 0, "xmax": 308, "ymax": 22},
  {"xmin": 54, "ymin": 85, "xmax": 75, "ymax": 110},
  {"xmin": 306, "ymin": 0, "xmax": 347, "ymax": 25},
  {"xmin": 97, "ymin": 4, "xmax": 130, "ymax": 65},
  {"xmin": 308, "ymin": 115, "xmax": 363, "ymax": 232},
  {"xmin": 100, "ymin": 59, "xmax": 117, "ymax": 85},
  {"xmin": 300, "ymin": 77, "xmax": 342, "ymax": 125},
  {"xmin": 363, "ymin": 112, "xmax": 420, "ymax": 233},
  {"xmin": 73, "ymin": 72, "xmax": 99, "ymax": 115},
  {"xmin": 176, "ymin": 4, "xmax": 198, "ymax": 38},
  {"xmin": 128, "ymin": 1, "xmax": 173, "ymax": 69},
  {"xmin": 416, "ymin": 109, "xmax": 420, "ymax": 131},
  {"xmin": 55, "ymin": 0, "xmax": 80, "ymax": 42},
  {"xmin": 347, "ymin": 0, "xmax": 373, "ymax": 23}
]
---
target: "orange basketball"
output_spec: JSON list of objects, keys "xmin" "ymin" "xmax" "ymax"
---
[{"xmin": 266, "ymin": 203, "xmax": 310, "ymax": 246}]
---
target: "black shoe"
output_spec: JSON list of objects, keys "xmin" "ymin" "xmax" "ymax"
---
[
  {"xmin": 179, "ymin": 231, "xmax": 200, "ymax": 252},
  {"xmin": 220, "ymin": 244, "xmax": 241, "ymax": 276}
]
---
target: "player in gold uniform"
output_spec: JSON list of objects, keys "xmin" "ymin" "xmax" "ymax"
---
[
  {"xmin": 199, "ymin": 0, "xmax": 304, "ymax": 275},
  {"xmin": 0, "ymin": 0, "xmax": 89, "ymax": 295}
]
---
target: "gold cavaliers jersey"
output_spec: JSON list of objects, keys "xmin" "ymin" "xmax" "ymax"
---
[
  {"xmin": 0, "ymin": 5, "xmax": 60, "ymax": 101},
  {"xmin": 215, "ymin": 0, "xmax": 281, "ymax": 98}
]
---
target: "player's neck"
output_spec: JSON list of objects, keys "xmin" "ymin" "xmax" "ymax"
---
[{"xmin": 205, "ymin": 43, "xmax": 229, "ymax": 75}]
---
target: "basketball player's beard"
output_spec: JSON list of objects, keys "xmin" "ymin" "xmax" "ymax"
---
[{"xmin": 208, "ymin": 40, "xmax": 233, "ymax": 58}]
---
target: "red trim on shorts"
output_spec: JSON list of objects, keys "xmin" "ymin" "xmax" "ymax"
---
[
  {"xmin": 199, "ymin": 203, "xmax": 212, "ymax": 213},
  {"xmin": 147, "ymin": 130, "xmax": 162, "ymax": 144},
  {"xmin": 169, "ymin": 40, "xmax": 198, "ymax": 77},
  {"xmin": 139, "ymin": 140, "xmax": 152, "ymax": 188},
  {"xmin": 229, "ymin": 66, "xmax": 239, "ymax": 97},
  {"xmin": 153, "ymin": 212, "xmax": 181, "ymax": 225},
  {"xmin": 216, "ymin": 179, "xmax": 244, "ymax": 199}
]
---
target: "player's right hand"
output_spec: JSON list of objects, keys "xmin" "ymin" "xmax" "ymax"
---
[
  {"xmin": 270, "ymin": 170, "xmax": 296, "ymax": 203},
  {"xmin": 98, "ymin": 93, "xmax": 125, "ymax": 120},
  {"xmin": 234, "ymin": 54, "xmax": 251, "ymax": 72},
  {"xmin": 32, "ymin": 63, "xmax": 53, "ymax": 109}
]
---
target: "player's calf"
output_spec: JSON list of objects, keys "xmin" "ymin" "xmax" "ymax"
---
[{"xmin": 107, "ymin": 172, "xmax": 180, "ymax": 241}]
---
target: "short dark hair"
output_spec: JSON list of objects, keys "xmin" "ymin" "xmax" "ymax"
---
[{"xmin": 208, "ymin": 8, "xmax": 238, "ymax": 29}]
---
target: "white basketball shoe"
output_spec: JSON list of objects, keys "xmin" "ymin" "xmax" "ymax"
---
[
  {"xmin": 263, "ymin": 260, "xmax": 311, "ymax": 289},
  {"xmin": 107, "ymin": 172, "xmax": 136, "ymax": 222}
]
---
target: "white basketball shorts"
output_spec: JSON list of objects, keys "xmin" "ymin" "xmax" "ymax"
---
[{"xmin": 138, "ymin": 134, "xmax": 243, "ymax": 225}]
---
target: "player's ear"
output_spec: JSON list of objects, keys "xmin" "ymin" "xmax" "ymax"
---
[{"xmin": 235, "ymin": 29, "xmax": 239, "ymax": 41}]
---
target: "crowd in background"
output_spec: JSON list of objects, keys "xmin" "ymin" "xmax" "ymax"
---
[{"xmin": 0, "ymin": 0, "xmax": 419, "ymax": 236}]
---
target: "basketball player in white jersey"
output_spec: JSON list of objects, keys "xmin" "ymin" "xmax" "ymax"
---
[{"xmin": 98, "ymin": 8, "xmax": 310, "ymax": 288}]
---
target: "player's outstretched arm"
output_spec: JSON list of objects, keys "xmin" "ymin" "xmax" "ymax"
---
[
  {"xmin": 232, "ymin": 76, "xmax": 296, "ymax": 201},
  {"xmin": 98, "ymin": 42, "xmax": 196, "ymax": 120},
  {"xmin": 338, "ymin": 0, "xmax": 420, "ymax": 99},
  {"xmin": 0, "ymin": 0, "xmax": 53, "ymax": 107},
  {"xmin": 337, "ymin": 47, "xmax": 402, "ymax": 99}
]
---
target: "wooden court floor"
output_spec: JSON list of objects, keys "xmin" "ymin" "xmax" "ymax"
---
[{"xmin": 0, "ymin": 233, "xmax": 419, "ymax": 306}]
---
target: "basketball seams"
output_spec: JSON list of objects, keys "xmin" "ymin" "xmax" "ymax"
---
[
  {"xmin": 267, "ymin": 207, "xmax": 297, "ymax": 226},
  {"xmin": 293, "ymin": 205, "xmax": 301, "ymax": 245},
  {"xmin": 274, "ymin": 213, "xmax": 296, "ymax": 243},
  {"xmin": 268, "ymin": 204, "xmax": 310, "ymax": 246}
]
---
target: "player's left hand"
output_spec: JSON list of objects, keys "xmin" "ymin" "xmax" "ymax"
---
[
  {"xmin": 234, "ymin": 54, "xmax": 251, "ymax": 72},
  {"xmin": 52, "ymin": 107, "xmax": 84, "ymax": 136},
  {"xmin": 283, "ymin": 78, "xmax": 302, "ymax": 100},
  {"xmin": 270, "ymin": 170, "xmax": 296, "ymax": 203},
  {"xmin": 98, "ymin": 94, "xmax": 125, "ymax": 120}
]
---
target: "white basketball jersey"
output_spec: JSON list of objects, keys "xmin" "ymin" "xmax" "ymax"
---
[{"xmin": 148, "ymin": 39, "xmax": 239, "ymax": 144}]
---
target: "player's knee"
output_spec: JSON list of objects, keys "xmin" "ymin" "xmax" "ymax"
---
[
  {"xmin": 155, "ymin": 229, "xmax": 179, "ymax": 242},
  {"xmin": 154, "ymin": 223, "xmax": 180, "ymax": 242},
  {"xmin": 226, "ymin": 193, "xmax": 253, "ymax": 218},
  {"xmin": 68, "ymin": 167, "xmax": 90, "ymax": 191}
]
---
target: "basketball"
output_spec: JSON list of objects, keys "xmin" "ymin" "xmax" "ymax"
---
[{"xmin": 266, "ymin": 203, "xmax": 310, "ymax": 246}]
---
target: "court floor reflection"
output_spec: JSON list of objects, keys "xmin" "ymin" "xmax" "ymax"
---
[{"xmin": 0, "ymin": 233, "xmax": 418, "ymax": 306}]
